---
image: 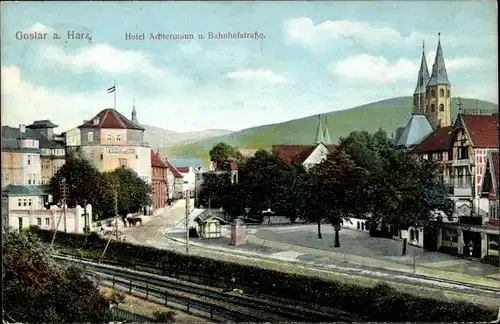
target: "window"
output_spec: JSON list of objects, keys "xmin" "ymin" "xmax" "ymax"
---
[
  {"xmin": 431, "ymin": 104, "xmax": 436, "ymax": 112},
  {"xmin": 115, "ymin": 135, "xmax": 121, "ymax": 142},
  {"xmin": 437, "ymin": 152, "xmax": 443, "ymax": 160},
  {"xmin": 106, "ymin": 134, "xmax": 112, "ymax": 141},
  {"xmin": 439, "ymin": 104, "xmax": 444, "ymax": 111},
  {"xmin": 447, "ymin": 90, "xmax": 450, "ymax": 97},
  {"xmin": 23, "ymin": 199, "xmax": 27, "ymax": 206},
  {"xmin": 119, "ymin": 158, "xmax": 127, "ymax": 167},
  {"xmin": 458, "ymin": 147, "xmax": 469, "ymax": 160},
  {"xmin": 440, "ymin": 89, "xmax": 444, "ymax": 97},
  {"xmin": 100, "ymin": 154, "xmax": 103, "ymax": 160},
  {"xmin": 28, "ymin": 199, "xmax": 32, "ymax": 206},
  {"xmin": 18, "ymin": 217, "xmax": 23, "ymax": 232},
  {"xmin": 37, "ymin": 218, "xmax": 42, "ymax": 226},
  {"xmin": 431, "ymin": 89, "xmax": 436, "ymax": 98},
  {"xmin": 18, "ymin": 199, "xmax": 21, "ymax": 206},
  {"xmin": 45, "ymin": 218, "xmax": 50, "ymax": 226},
  {"xmin": 88, "ymin": 132, "xmax": 93, "ymax": 142},
  {"xmin": 27, "ymin": 155, "xmax": 31, "ymax": 165}
]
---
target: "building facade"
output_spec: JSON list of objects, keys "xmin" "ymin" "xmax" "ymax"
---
[
  {"xmin": 151, "ymin": 151, "xmax": 168, "ymax": 209},
  {"xmin": 65, "ymin": 108, "xmax": 152, "ymax": 183},
  {"xmin": 164, "ymin": 160, "xmax": 184, "ymax": 199}
]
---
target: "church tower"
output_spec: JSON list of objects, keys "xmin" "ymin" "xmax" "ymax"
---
[
  {"xmin": 131, "ymin": 99, "xmax": 139, "ymax": 125},
  {"xmin": 425, "ymin": 33, "xmax": 452, "ymax": 129},
  {"xmin": 314, "ymin": 115, "xmax": 325, "ymax": 144},
  {"xmin": 323, "ymin": 116, "xmax": 332, "ymax": 145},
  {"xmin": 412, "ymin": 41, "xmax": 430, "ymax": 115}
]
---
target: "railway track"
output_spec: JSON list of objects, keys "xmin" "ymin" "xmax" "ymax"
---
[{"xmin": 55, "ymin": 254, "xmax": 358, "ymax": 322}]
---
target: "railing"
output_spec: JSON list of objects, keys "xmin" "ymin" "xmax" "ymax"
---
[
  {"xmin": 107, "ymin": 306, "xmax": 154, "ymax": 323},
  {"xmin": 452, "ymin": 159, "xmax": 472, "ymax": 166}
]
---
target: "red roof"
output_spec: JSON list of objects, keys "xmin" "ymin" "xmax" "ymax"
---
[
  {"xmin": 78, "ymin": 109, "xmax": 144, "ymax": 130},
  {"xmin": 229, "ymin": 161, "xmax": 238, "ymax": 171},
  {"xmin": 410, "ymin": 126, "xmax": 453, "ymax": 153},
  {"xmin": 176, "ymin": 167, "xmax": 190, "ymax": 173},
  {"xmin": 273, "ymin": 145, "xmax": 315, "ymax": 164},
  {"xmin": 461, "ymin": 114, "xmax": 499, "ymax": 148},
  {"xmin": 164, "ymin": 159, "xmax": 183, "ymax": 178},
  {"xmin": 151, "ymin": 151, "xmax": 168, "ymax": 168}
]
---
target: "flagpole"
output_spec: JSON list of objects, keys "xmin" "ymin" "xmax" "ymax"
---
[{"xmin": 113, "ymin": 80, "xmax": 116, "ymax": 110}]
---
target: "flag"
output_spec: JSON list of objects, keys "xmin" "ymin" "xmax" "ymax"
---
[{"xmin": 107, "ymin": 85, "xmax": 116, "ymax": 93}]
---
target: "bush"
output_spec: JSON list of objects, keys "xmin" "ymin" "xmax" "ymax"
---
[
  {"xmin": 152, "ymin": 309, "xmax": 176, "ymax": 322},
  {"xmin": 28, "ymin": 226, "xmax": 496, "ymax": 322}
]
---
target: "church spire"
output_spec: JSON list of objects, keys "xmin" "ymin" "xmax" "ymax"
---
[
  {"xmin": 427, "ymin": 33, "xmax": 450, "ymax": 87},
  {"xmin": 323, "ymin": 116, "xmax": 332, "ymax": 145},
  {"xmin": 131, "ymin": 98, "xmax": 139, "ymax": 125},
  {"xmin": 314, "ymin": 115, "xmax": 325, "ymax": 144},
  {"xmin": 414, "ymin": 41, "xmax": 430, "ymax": 95}
]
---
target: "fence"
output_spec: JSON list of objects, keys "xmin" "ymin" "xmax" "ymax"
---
[{"xmin": 107, "ymin": 306, "xmax": 154, "ymax": 323}]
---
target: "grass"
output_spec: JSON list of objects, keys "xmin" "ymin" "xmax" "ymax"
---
[{"xmin": 166, "ymin": 96, "xmax": 498, "ymax": 161}]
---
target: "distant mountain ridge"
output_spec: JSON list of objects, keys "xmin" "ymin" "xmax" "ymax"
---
[
  {"xmin": 142, "ymin": 125, "xmax": 232, "ymax": 150},
  {"xmin": 165, "ymin": 96, "xmax": 498, "ymax": 161}
]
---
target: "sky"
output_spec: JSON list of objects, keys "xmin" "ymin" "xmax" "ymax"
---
[{"xmin": 1, "ymin": 1, "xmax": 498, "ymax": 133}]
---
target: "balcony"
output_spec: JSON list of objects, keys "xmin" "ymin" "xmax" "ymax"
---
[
  {"xmin": 452, "ymin": 158, "xmax": 472, "ymax": 167},
  {"xmin": 446, "ymin": 178, "xmax": 473, "ymax": 197}
]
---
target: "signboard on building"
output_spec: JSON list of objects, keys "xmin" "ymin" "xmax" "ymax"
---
[{"xmin": 107, "ymin": 147, "xmax": 136, "ymax": 155}]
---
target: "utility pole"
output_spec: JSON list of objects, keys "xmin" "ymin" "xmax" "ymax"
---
[
  {"xmin": 185, "ymin": 191, "xmax": 190, "ymax": 254},
  {"xmin": 100, "ymin": 185, "xmax": 119, "ymax": 264},
  {"xmin": 83, "ymin": 199, "xmax": 88, "ymax": 245},
  {"xmin": 61, "ymin": 178, "xmax": 68, "ymax": 232}
]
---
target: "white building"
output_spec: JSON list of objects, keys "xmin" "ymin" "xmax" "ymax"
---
[
  {"xmin": 2, "ymin": 184, "xmax": 51, "ymax": 231},
  {"xmin": 18, "ymin": 129, "xmax": 42, "ymax": 186},
  {"xmin": 176, "ymin": 166, "xmax": 197, "ymax": 193},
  {"xmin": 65, "ymin": 108, "xmax": 151, "ymax": 183}
]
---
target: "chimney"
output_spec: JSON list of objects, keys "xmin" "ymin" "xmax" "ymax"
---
[{"xmin": 19, "ymin": 124, "xmax": 25, "ymax": 133}]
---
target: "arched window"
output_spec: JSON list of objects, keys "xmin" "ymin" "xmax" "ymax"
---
[
  {"xmin": 439, "ymin": 104, "xmax": 444, "ymax": 111},
  {"xmin": 431, "ymin": 89, "xmax": 436, "ymax": 98},
  {"xmin": 447, "ymin": 89, "xmax": 450, "ymax": 97},
  {"xmin": 440, "ymin": 89, "xmax": 444, "ymax": 97},
  {"xmin": 409, "ymin": 229, "xmax": 415, "ymax": 241},
  {"xmin": 431, "ymin": 104, "xmax": 436, "ymax": 112}
]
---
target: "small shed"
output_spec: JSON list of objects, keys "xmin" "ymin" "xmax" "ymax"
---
[{"xmin": 194, "ymin": 212, "xmax": 227, "ymax": 239}]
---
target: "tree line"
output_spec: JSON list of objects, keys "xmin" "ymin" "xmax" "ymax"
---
[
  {"xmin": 199, "ymin": 130, "xmax": 453, "ymax": 247},
  {"xmin": 48, "ymin": 153, "xmax": 152, "ymax": 223}
]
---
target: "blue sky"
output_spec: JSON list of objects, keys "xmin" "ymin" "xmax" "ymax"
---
[{"xmin": 1, "ymin": 1, "xmax": 497, "ymax": 133}]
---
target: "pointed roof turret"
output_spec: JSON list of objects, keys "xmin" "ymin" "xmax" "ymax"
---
[
  {"xmin": 414, "ymin": 41, "xmax": 430, "ymax": 95},
  {"xmin": 131, "ymin": 98, "xmax": 139, "ymax": 125},
  {"xmin": 314, "ymin": 115, "xmax": 325, "ymax": 144},
  {"xmin": 427, "ymin": 33, "xmax": 450, "ymax": 87},
  {"xmin": 323, "ymin": 116, "xmax": 332, "ymax": 145}
]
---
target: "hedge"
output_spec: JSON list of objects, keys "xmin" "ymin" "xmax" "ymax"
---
[{"xmin": 30, "ymin": 226, "xmax": 496, "ymax": 322}]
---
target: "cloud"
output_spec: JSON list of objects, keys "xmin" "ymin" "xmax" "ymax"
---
[
  {"xmin": 283, "ymin": 17, "xmax": 456, "ymax": 49},
  {"xmin": 26, "ymin": 23, "xmax": 54, "ymax": 33},
  {"xmin": 38, "ymin": 44, "xmax": 192, "ymax": 88},
  {"xmin": 333, "ymin": 53, "xmax": 484, "ymax": 83},
  {"xmin": 225, "ymin": 68, "xmax": 287, "ymax": 84}
]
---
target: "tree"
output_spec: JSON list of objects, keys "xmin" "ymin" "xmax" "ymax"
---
[
  {"xmin": 308, "ymin": 150, "xmax": 369, "ymax": 247},
  {"xmin": 2, "ymin": 229, "xmax": 109, "ymax": 323},
  {"xmin": 209, "ymin": 142, "xmax": 236, "ymax": 171},
  {"xmin": 111, "ymin": 167, "xmax": 152, "ymax": 219},
  {"xmin": 49, "ymin": 153, "xmax": 114, "ymax": 220},
  {"xmin": 198, "ymin": 172, "xmax": 232, "ymax": 209}
]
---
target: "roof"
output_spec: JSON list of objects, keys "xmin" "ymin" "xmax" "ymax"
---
[
  {"xmin": 1, "ymin": 138, "xmax": 40, "ymax": 153},
  {"xmin": 26, "ymin": 120, "xmax": 59, "ymax": 129},
  {"xmin": 394, "ymin": 115, "xmax": 434, "ymax": 148},
  {"xmin": 325, "ymin": 144, "xmax": 338, "ymax": 153},
  {"xmin": 78, "ymin": 108, "xmax": 144, "ymax": 130},
  {"xmin": 237, "ymin": 149, "xmax": 259, "ymax": 158},
  {"xmin": 176, "ymin": 167, "xmax": 190, "ymax": 173},
  {"xmin": 460, "ymin": 114, "xmax": 499, "ymax": 148},
  {"xmin": 414, "ymin": 46, "xmax": 430, "ymax": 94},
  {"xmin": 410, "ymin": 126, "xmax": 453, "ymax": 153},
  {"xmin": 194, "ymin": 211, "xmax": 228, "ymax": 224},
  {"xmin": 151, "ymin": 151, "xmax": 168, "ymax": 168},
  {"xmin": 229, "ymin": 161, "xmax": 238, "ymax": 171},
  {"xmin": 314, "ymin": 116, "xmax": 325, "ymax": 144},
  {"xmin": 164, "ymin": 159, "xmax": 183, "ymax": 178},
  {"xmin": 273, "ymin": 145, "xmax": 315, "ymax": 164},
  {"xmin": 2, "ymin": 126, "xmax": 64, "ymax": 150},
  {"xmin": 2, "ymin": 185, "xmax": 49, "ymax": 196},
  {"xmin": 427, "ymin": 38, "xmax": 450, "ymax": 87}
]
